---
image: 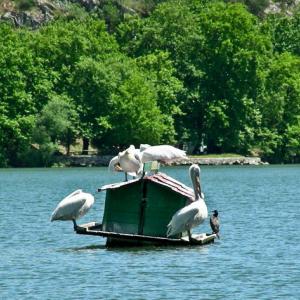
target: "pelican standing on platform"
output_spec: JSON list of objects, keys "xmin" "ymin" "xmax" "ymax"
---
[
  {"xmin": 167, "ymin": 164, "xmax": 208, "ymax": 241},
  {"xmin": 50, "ymin": 189, "xmax": 95, "ymax": 230},
  {"xmin": 210, "ymin": 210, "xmax": 220, "ymax": 238}
]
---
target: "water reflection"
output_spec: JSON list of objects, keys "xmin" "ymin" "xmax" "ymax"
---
[{"xmin": 58, "ymin": 244, "xmax": 107, "ymax": 253}]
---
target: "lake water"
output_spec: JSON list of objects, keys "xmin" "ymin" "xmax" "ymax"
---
[{"xmin": 1, "ymin": 165, "xmax": 300, "ymax": 299}]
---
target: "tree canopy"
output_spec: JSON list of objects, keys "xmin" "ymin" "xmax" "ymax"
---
[{"xmin": 1, "ymin": 0, "xmax": 300, "ymax": 166}]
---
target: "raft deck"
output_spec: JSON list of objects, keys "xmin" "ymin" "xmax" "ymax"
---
[{"xmin": 75, "ymin": 222, "xmax": 216, "ymax": 247}]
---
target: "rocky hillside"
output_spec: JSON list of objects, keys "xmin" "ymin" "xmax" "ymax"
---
[
  {"xmin": 0, "ymin": 0, "xmax": 154, "ymax": 28},
  {"xmin": 0, "ymin": 0, "xmax": 299, "ymax": 28}
]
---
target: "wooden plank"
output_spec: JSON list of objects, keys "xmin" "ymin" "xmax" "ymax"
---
[{"xmin": 75, "ymin": 223, "xmax": 216, "ymax": 246}]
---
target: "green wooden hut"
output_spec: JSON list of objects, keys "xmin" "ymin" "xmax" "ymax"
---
[
  {"xmin": 75, "ymin": 164, "xmax": 216, "ymax": 247},
  {"xmin": 97, "ymin": 171, "xmax": 195, "ymax": 245}
]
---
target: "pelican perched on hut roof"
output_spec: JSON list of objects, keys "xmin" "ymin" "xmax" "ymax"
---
[
  {"xmin": 140, "ymin": 145, "xmax": 187, "ymax": 163},
  {"xmin": 108, "ymin": 145, "xmax": 143, "ymax": 180},
  {"xmin": 108, "ymin": 144, "xmax": 187, "ymax": 180}
]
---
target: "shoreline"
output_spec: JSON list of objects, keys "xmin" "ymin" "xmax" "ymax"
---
[{"xmin": 55, "ymin": 155, "xmax": 267, "ymax": 167}]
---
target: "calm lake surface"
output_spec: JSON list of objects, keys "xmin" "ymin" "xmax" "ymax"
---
[{"xmin": 1, "ymin": 165, "xmax": 300, "ymax": 299}]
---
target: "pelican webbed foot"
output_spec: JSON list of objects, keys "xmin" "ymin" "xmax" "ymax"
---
[
  {"xmin": 72, "ymin": 219, "xmax": 78, "ymax": 231},
  {"xmin": 188, "ymin": 230, "xmax": 195, "ymax": 242}
]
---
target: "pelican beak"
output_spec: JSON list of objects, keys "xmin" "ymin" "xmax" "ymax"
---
[
  {"xmin": 114, "ymin": 164, "xmax": 123, "ymax": 172},
  {"xmin": 196, "ymin": 176, "xmax": 201, "ymax": 195}
]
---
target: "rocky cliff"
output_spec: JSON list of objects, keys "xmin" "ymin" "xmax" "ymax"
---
[
  {"xmin": 0, "ymin": 0, "xmax": 141, "ymax": 28},
  {"xmin": 1, "ymin": 1, "xmax": 299, "ymax": 29}
]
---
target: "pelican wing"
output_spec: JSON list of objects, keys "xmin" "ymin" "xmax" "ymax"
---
[
  {"xmin": 133, "ymin": 151, "xmax": 141, "ymax": 162},
  {"xmin": 108, "ymin": 156, "xmax": 119, "ymax": 172},
  {"xmin": 167, "ymin": 207, "xmax": 199, "ymax": 237},
  {"xmin": 140, "ymin": 144, "xmax": 151, "ymax": 151},
  {"xmin": 141, "ymin": 145, "xmax": 186, "ymax": 163},
  {"xmin": 65, "ymin": 189, "xmax": 82, "ymax": 199},
  {"xmin": 133, "ymin": 152, "xmax": 143, "ymax": 175}
]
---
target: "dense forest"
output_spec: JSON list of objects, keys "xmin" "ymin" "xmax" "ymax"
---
[{"xmin": 0, "ymin": 0, "xmax": 300, "ymax": 166}]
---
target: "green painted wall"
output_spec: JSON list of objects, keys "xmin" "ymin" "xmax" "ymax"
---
[
  {"xmin": 102, "ymin": 179, "xmax": 190, "ymax": 237},
  {"xmin": 143, "ymin": 182, "xmax": 187, "ymax": 237},
  {"xmin": 102, "ymin": 182, "xmax": 141, "ymax": 234}
]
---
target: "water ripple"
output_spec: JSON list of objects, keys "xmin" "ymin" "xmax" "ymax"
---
[{"xmin": 1, "ymin": 166, "xmax": 300, "ymax": 299}]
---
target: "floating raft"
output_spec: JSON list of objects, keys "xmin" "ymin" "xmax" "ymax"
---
[{"xmin": 76, "ymin": 222, "xmax": 216, "ymax": 247}]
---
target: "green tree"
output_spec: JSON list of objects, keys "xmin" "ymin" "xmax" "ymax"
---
[
  {"xmin": 136, "ymin": 51, "xmax": 183, "ymax": 142},
  {"xmin": 285, "ymin": 119, "xmax": 300, "ymax": 162},
  {"xmin": 103, "ymin": 72, "xmax": 169, "ymax": 147},
  {"xmin": 265, "ymin": 9, "xmax": 300, "ymax": 56},
  {"xmin": 34, "ymin": 94, "xmax": 79, "ymax": 155},
  {"xmin": 194, "ymin": 2, "xmax": 271, "ymax": 153},
  {"xmin": 118, "ymin": 1, "xmax": 271, "ymax": 154},
  {"xmin": 32, "ymin": 17, "xmax": 119, "ymax": 92},
  {"xmin": 117, "ymin": 1, "xmax": 206, "ymax": 149},
  {"xmin": 225, "ymin": 0, "xmax": 270, "ymax": 17},
  {"xmin": 31, "ymin": 17, "xmax": 120, "ymax": 152},
  {"xmin": 18, "ymin": 94, "xmax": 80, "ymax": 167},
  {"xmin": 69, "ymin": 56, "xmax": 115, "ymax": 151},
  {"xmin": 259, "ymin": 52, "xmax": 300, "ymax": 162},
  {"xmin": 0, "ymin": 24, "xmax": 52, "ymax": 166},
  {"xmin": 70, "ymin": 54, "xmax": 176, "ymax": 153}
]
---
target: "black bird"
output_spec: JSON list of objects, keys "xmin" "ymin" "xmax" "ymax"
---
[{"xmin": 210, "ymin": 210, "xmax": 220, "ymax": 238}]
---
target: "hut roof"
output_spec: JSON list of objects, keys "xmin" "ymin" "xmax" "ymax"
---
[{"xmin": 98, "ymin": 172, "xmax": 194, "ymax": 201}]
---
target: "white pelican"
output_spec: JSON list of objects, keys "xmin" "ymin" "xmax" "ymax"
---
[
  {"xmin": 118, "ymin": 145, "xmax": 143, "ymax": 174},
  {"xmin": 50, "ymin": 189, "xmax": 95, "ymax": 230},
  {"xmin": 141, "ymin": 145, "xmax": 187, "ymax": 163},
  {"xmin": 210, "ymin": 210, "xmax": 220, "ymax": 238},
  {"xmin": 108, "ymin": 155, "xmax": 121, "ymax": 172},
  {"xmin": 108, "ymin": 145, "xmax": 143, "ymax": 180},
  {"xmin": 108, "ymin": 144, "xmax": 186, "ymax": 179},
  {"xmin": 139, "ymin": 144, "xmax": 151, "ymax": 151},
  {"xmin": 166, "ymin": 164, "xmax": 208, "ymax": 241}
]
